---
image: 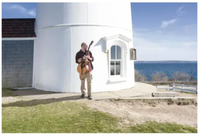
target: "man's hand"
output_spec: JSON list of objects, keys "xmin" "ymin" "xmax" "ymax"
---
[
  {"xmin": 78, "ymin": 58, "xmax": 82, "ymax": 63},
  {"xmin": 83, "ymin": 55, "xmax": 87, "ymax": 59},
  {"xmin": 86, "ymin": 55, "xmax": 92, "ymax": 61}
]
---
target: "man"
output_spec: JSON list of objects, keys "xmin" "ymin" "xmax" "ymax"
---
[{"xmin": 75, "ymin": 42, "xmax": 94, "ymax": 100}]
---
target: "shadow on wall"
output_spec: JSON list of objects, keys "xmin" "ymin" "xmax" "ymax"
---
[
  {"xmin": 93, "ymin": 38, "xmax": 106, "ymax": 53},
  {"xmin": 94, "ymin": 38, "xmax": 110, "ymax": 85}
]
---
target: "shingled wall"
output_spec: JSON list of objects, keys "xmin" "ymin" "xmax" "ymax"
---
[{"xmin": 2, "ymin": 40, "xmax": 34, "ymax": 88}]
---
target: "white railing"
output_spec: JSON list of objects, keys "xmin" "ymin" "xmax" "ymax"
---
[{"xmin": 157, "ymin": 83, "xmax": 197, "ymax": 93}]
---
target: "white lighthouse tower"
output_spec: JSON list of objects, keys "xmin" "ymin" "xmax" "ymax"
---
[{"xmin": 34, "ymin": 3, "xmax": 136, "ymax": 92}]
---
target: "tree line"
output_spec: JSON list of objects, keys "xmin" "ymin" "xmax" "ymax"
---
[{"xmin": 135, "ymin": 70, "xmax": 195, "ymax": 82}]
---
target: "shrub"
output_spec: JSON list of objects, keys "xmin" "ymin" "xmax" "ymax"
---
[
  {"xmin": 171, "ymin": 71, "xmax": 190, "ymax": 81},
  {"xmin": 135, "ymin": 70, "xmax": 147, "ymax": 82},
  {"xmin": 151, "ymin": 72, "xmax": 168, "ymax": 81}
]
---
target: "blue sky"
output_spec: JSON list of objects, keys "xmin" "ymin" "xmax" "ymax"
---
[
  {"xmin": 2, "ymin": 2, "xmax": 197, "ymax": 61},
  {"xmin": 131, "ymin": 3, "xmax": 197, "ymax": 61}
]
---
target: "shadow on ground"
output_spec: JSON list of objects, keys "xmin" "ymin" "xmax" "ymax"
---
[
  {"xmin": 2, "ymin": 88, "xmax": 67, "ymax": 97},
  {"xmin": 2, "ymin": 95, "xmax": 87, "ymax": 107},
  {"xmin": 11, "ymin": 88, "xmax": 61, "ymax": 96}
]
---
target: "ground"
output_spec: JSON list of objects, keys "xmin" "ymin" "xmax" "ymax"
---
[
  {"xmin": 82, "ymin": 98, "xmax": 197, "ymax": 128},
  {"xmin": 1, "ymin": 88, "xmax": 198, "ymax": 133}
]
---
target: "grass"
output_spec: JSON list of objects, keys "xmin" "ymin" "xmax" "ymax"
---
[
  {"xmin": 178, "ymin": 91, "xmax": 197, "ymax": 94},
  {"xmin": 2, "ymin": 88, "xmax": 18, "ymax": 97},
  {"xmin": 124, "ymin": 121, "xmax": 197, "ymax": 133},
  {"xmin": 2, "ymin": 100, "xmax": 197, "ymax": 133},
  {"xmin": 2, "ymin": 101, "xmax": 120, "ymax": 133}
]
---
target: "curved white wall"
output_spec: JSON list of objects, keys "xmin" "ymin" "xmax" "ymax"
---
[{"xmin": 35, "ymin": 3, "xmax": 135, "ymax": 92}]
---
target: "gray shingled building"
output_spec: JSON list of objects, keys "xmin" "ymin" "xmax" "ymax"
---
[{"xmin": 2, "ymin": 18, "xmax": 36, "ymax": 88}]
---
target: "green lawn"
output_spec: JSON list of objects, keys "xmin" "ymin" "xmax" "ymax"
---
[
  {"xmin": 2, "ymin": 100, "xmax": 197, "ymax": 133},
  {"xmin": 124, "ymin": 121, "xmax": 197, "ymax": 133}
]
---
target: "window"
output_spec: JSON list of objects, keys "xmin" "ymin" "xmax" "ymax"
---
[
  {"xmin": 102, "ymin": 34, "xmax": 132, "ymax": 82},
  {"xmin": 130, "ymin": 48, "xmax": 137, "ymax": 60},
  {"xmin": 110, "ymin": 45, "xmax": 122, "ymax": 76}
]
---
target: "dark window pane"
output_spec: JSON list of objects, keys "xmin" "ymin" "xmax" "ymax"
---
[
  {"xmin": 110, "ymin": 61, "xmax": 115, "ymax": 75},
  {"xmin": 111, "ymin": 46, "xmax": 116, "ymax": 59},
  {"xmin": 116, "ymin": 61, "xmax": 121, "ymax": 75},
  {"xmin": 116, "ymin": 46, "xmax": 121, "ymax": 59}
]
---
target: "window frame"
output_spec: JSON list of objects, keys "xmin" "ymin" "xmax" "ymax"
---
[
  {"xmin": 108, "ymin": 41, "xmax": 127, "ymax": 83},
  {"xmin": 110, "ymin": 45, "xmax": 122, "ymax": 77},
  {"xmin": 102, "ymin": 34, "xmax": 132, "ymax": 83}
]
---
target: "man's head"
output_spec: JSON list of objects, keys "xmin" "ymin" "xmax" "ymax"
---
[{"xmin": 81, "ymin": 42, "xmax": 88, "ymax": 51}]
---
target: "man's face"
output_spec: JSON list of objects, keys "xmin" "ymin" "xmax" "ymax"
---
[{"xmin": 83, "ymin": 44, "xmax": 88, "ymax": 50}]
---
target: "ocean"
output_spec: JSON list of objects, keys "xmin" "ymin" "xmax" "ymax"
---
[{"xmin": 134, "ymin": 61, "xmax": 198, "ymax": 81}]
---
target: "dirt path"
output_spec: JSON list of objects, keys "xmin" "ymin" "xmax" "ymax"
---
[{"xmin": 82, "ymin": 97, "xmax": 197, "ymax": 128}]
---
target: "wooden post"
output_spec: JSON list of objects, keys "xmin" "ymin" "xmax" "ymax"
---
[
  {"xmin": 173, "ymin": 83, "xmax": 175, "ymax": 91},
  {"xmin": 181, "ymin": 84, "xmax": 184, "ymax": 92}
]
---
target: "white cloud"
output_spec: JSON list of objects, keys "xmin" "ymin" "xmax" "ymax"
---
[
  {"xmin": 27, "ymin": 10, "xmax": 36, "ymax": 16},
  {"xmin": 181, "ymin": 42, "xmax": 197, "ymax": 47},
  {"xmin": 160, "ymin": 19, "xmax": 177, "ymax": 28},
  {"xmin": 183, "ymin": 24, "xmax": 197, "ymax": 32},
  {"xmin": 132, "ymin": 29, "xmax": 197, "ymax": 61},
  {"xmin": 135, "ymin": 46, "xmax": 197, "ymax": 61},
  {"xmin": 3, "ymin": 3, "xmax": 36, "ymax": 17},
  {"xmin": 10, "ymin": 4, "xmax": 26, "ymax": 12},
  {"xmin": 176, "ymin": 5, "xmax": 184, "ymax": 13},
  {"xmin": 176, "ymin": 5, "xmax": 186, "ymax": 15}
]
